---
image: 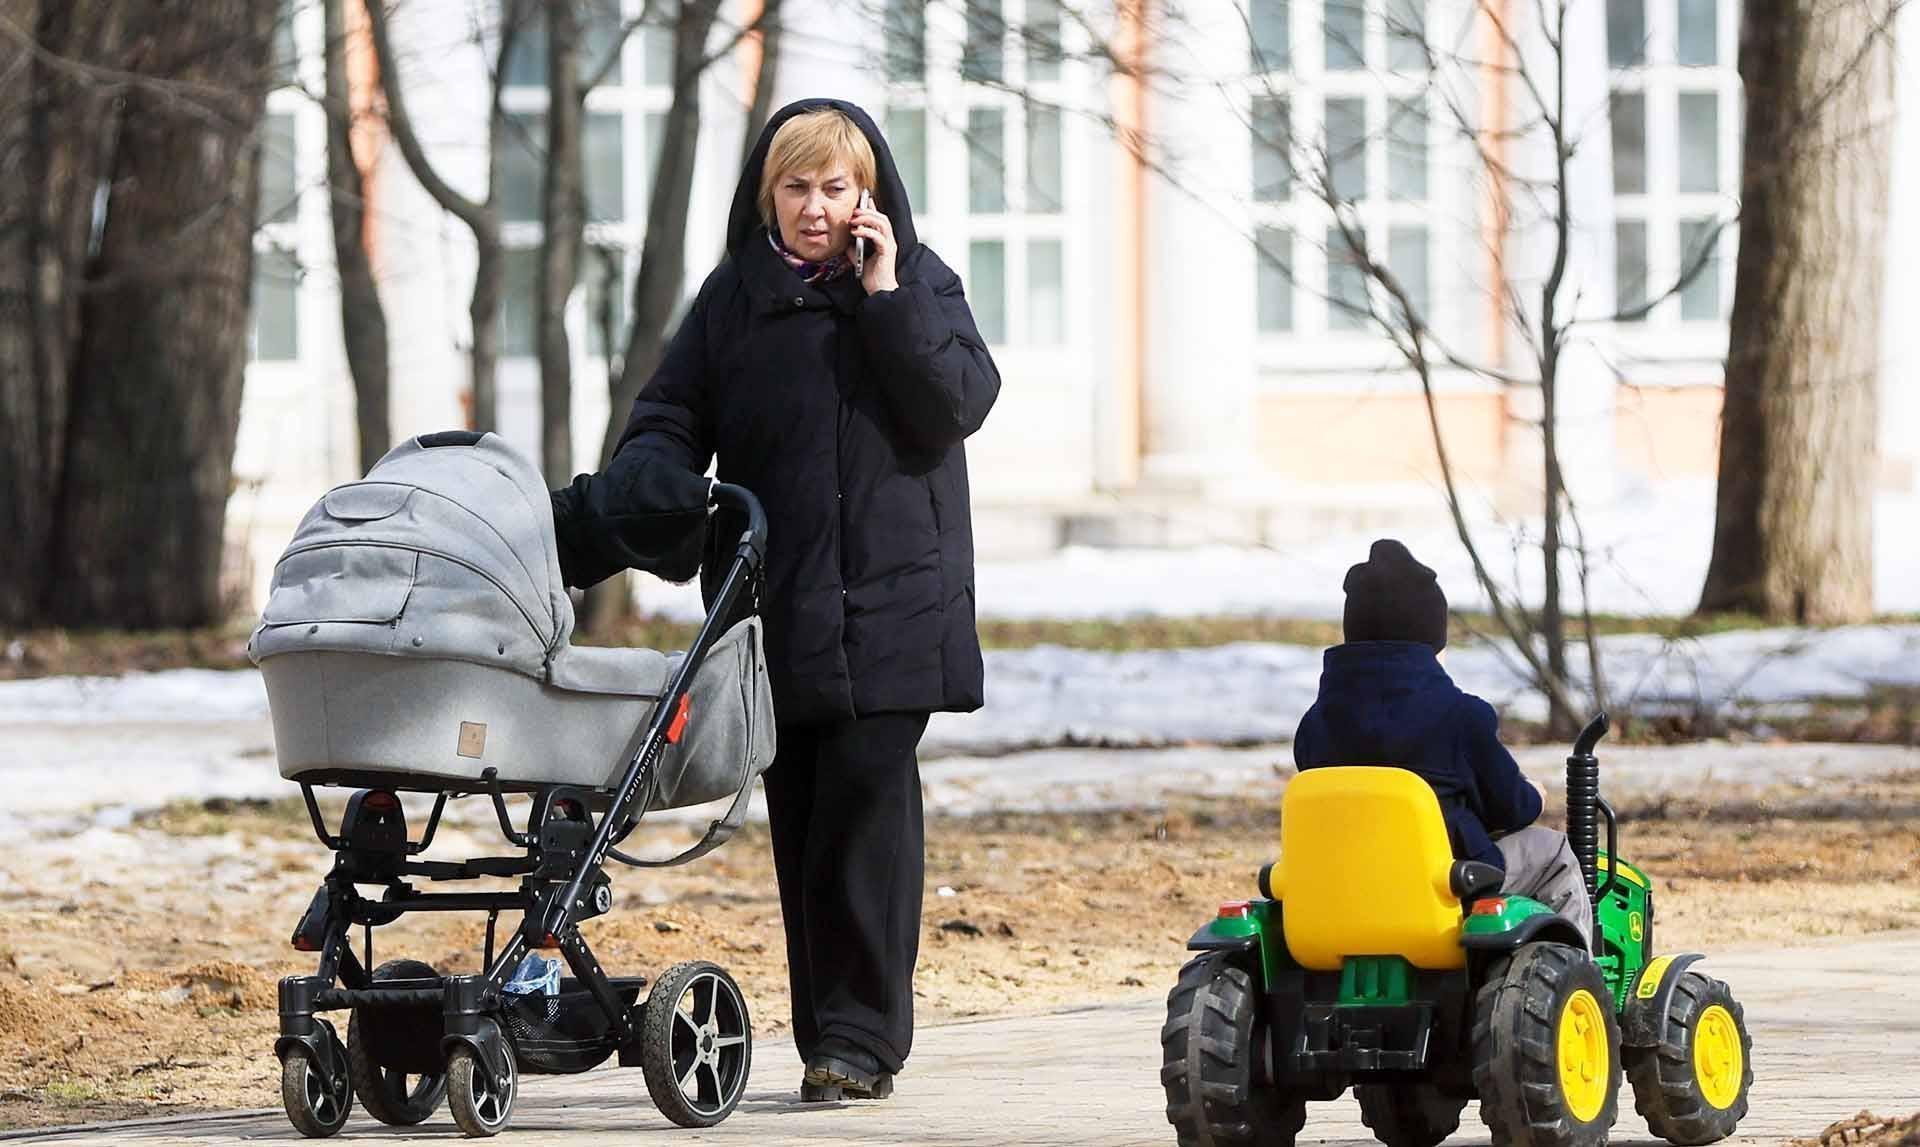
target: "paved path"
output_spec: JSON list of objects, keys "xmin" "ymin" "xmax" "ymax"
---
[{"xmin": 11, "ymin": 932, "xmax": 1918, "ymax": 1145}]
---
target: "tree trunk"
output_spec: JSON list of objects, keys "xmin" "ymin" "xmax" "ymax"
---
[
  {"xmin": 469, "ymin": 217, "xmax": 504, "ymax": 432},
  {"xmin": 582, "ymin": 0, "xmax": 722, "ymax": 634},
  {"xmin": 364, "ymin": 0, "xmax": 513, "ymax": 435},
  {"xmin": 325, "ymin": 0, "xmax": 391, "ymax": 475},
  {"xmin": 44, "ymin": 0, "xmax": 274, "ymax": 627},
  {"xmin": 1700, "ymin": 0, "xmax": 1892, "ymax": 623},
  {"xmin": 740, "ymin": 0, "xmax": 782, "ymax": 168},
  {"xmin": 536, "ymin": 0, "xmax": 584, "ymax": 488},
  {"xmin": 0, "ymin": 0, "xmax": 128, "ymax": 627}
]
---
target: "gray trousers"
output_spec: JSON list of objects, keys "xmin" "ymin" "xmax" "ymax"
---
[{"xmin": 1494, "ymin": 826, "xmax": 1594, "ymax": 947}]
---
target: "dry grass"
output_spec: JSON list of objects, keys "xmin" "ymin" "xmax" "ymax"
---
[{"xmin": 2, "ymin": 773, "xmax": 1918, "ymax": 1129}]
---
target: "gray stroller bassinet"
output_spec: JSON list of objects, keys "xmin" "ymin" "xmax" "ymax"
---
[
  {"xmin": 251, "ymin": 431, "xmax": 772, "ymax": 1139},
  {"xmin": 250, "ymin": 430, "xmax": 772, "ymax": 821}
]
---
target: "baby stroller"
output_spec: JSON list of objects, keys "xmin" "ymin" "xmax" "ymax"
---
[{"xmin": 250, "ymin": 431, "xmax": 773, "ymax": 1138}]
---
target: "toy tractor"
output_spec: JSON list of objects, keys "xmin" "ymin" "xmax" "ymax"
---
[{"xmin": 1161, "ymin": 715, "xmax": 1752, "ymax": 1147}]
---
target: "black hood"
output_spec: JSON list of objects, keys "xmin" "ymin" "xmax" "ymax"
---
[{"xmin": 726, "ymin": 98, "xmax": 919, "ymax": 259}]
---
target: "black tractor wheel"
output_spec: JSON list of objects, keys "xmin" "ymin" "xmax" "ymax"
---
[
  {"xmin": 446, "ymin": 1041, "xmax": 517, "ymax": 1137},
  {"xmin": 279, "ymin": 1021, "xmax": 353, "ymax": 1138},
  {"xmin": 1473, "ymin": 943, "xmax": 1623, "ymax": 1147},
  {"xmin": 1357, "ymin": 1083, "xmax": 1469, "ymax": 1147},
  {"xmin": 347, "ymin": 959, "xmax": 447, "ymax": 1126},
  {"xmin": 1626, "ymin": 971, "xmax": 1752, "ymax": 1145},
  {"xmin": 640, "ymin": 961, "xmax": 753, "ymax": 1128},
  {"xmin": 1161, "ymin": 952, "xmax": 1307, "ymax": 1147}
]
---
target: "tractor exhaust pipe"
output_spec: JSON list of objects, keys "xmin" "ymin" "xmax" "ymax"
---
[{"xmin": 1566, "ymin": 713, "xmax": 1610, "ymax": 954}]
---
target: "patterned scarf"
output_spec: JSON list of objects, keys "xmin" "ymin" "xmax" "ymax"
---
[{"xmin": 769, "ymin": 228, "xmax": 853, "ymax": 285}]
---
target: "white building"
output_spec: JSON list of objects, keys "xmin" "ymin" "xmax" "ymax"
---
[{"xmin": 232, "ymin": 0, "xmax": 1919, "ymax": 607}]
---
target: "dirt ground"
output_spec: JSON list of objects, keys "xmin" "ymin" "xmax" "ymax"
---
[{"xmin": 1, "ymin": 773, "xmax": 1917, "ymax": 1131}]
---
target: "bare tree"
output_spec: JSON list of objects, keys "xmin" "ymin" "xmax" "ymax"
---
[
  {"xmin": 0, "ymin": 0, "xmax": 276, "ymax": 629},
  {"xmin": 581, "ymin": 0, "xmax": 727, "ymax": 632},
  {"xmin": 365, "ymin": 0, "xmax": 526, "ymax": 434},
  {"xmin": 740, "ymin": 0, "xmax": 783, "ymax": 163},
  {"xmin": 324, "ymin": 0, "xmax": 392, "ymax": 473},
  {"xmin": 1698, "ymin": 0, "xmax": 1895, "ymax": 624},
  {"xmin": 48, "ymin": 3, "xmax": 277, "ymax": 626},
  {"xmin": 536, "ymin": 0, "xmax": 587, "ymax": 486}
]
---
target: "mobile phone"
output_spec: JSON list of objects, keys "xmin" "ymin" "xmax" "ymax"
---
[{"xmin": 853, "ymin": 188, "xmax": 873, "ymax": 275}]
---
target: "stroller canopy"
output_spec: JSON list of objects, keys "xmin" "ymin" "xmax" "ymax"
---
[{"xmin": 251, "ymin": 432, "xmax": 577, "ymax": 681}]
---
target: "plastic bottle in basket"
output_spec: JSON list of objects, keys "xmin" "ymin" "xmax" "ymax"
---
[{"xmin": 505, "ymin": 951, "xmax": 561, "ymax": 996}]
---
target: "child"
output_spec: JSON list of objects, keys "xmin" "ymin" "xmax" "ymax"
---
[{"xmin": 1293, "ymin": 539, "xmax": 1592, "ymax": 944}]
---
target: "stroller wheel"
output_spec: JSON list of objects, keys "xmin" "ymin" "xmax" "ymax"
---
[
  {"xmin": 280, "ymin": 1022, "xmax": 353, "ymax": 1138},
  {"xmin": 348, "ymin": 960, "xmax": 448, "ymax": 1125},
  {"xmin": 640, "ymin": 961, "xmax": 753, "ymax": 1128},
  {"xmin": 447, "ymin": 1042, "xmax": 517, "ymax": 1137}
]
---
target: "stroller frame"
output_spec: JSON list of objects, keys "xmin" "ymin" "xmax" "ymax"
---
[{"xmin": 274, "ymin": 484, "xmax": 768, "ymax": 1138}]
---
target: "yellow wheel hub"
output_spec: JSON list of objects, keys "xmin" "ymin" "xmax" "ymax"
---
[
  {"xmin": 1693, "ymin": 1004, "xmax": 1744, "ymax": 1110},
  {"xmin": 1556, "ymin": 988, "xmax": 1610, "ymax": 1122}
]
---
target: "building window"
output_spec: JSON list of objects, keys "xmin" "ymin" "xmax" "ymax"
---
[
  {"xmin": 884, "ymin": 0, "xmax": 925, "ymax": 82},
  {"xmin": 1387, "ymin": 0, "xmax": 1426, "ymax": 70},
  {"xmin": 1326, "ymin": 227, "xmax": 1368, "ymax": 331},
  {"xmin": 1608, "ymin": 0, "xmax": 1646, "ymax": 67},
  {"xmin": 1679, "ymin": 218, "xmax": 1719, "ymax": 321},
  {"xmin": 887, "ymin": 107, "xmax": 928, "ymax": 211},
  {"xmin": 1386, "ymin": 98, "xmax": 1425, "ymax": 201},
  {"xmin": 507, "ymin": 1, "xmax": 626, "ymax": 86},
  {"xmin": 1252, "ymin": 96, "xmax": 1291, "ymax": 202},
  {"xmin": 585, "ymin": 111, "xmax": 624, "ymax": 222},
  {"xmin": 502, "ymin": 112, "xmax": 546, "ymax": 224},
  {"xmin": 1250, "ymin": 0, "xmax": 1289, "ymax": 72},
  {"xmin": 968, "ymin": 107, "xmax": 1005, "ymax": 213},
  {"xmin": 1028, "ymin": 238, "xmax": 1064, "ymax": 345},
  {"xmin": 1677, "ymin": 93, "xmax": 1718, "ymax": 192},
  {"xmin": 638, "ymin": 0, "xmax": 676, "ymax": 82},
  {"xmin": 258, "ymin": 112, "xmax": 300, "ymax": 226},
  {"xmin": 584, "ymin": 246, "xmax": 625, "ymax": 356},
  {"xmin": 962, "ymin": 0, "xmax": 1003, "ymax": 83},
  {"xmin": 1616, "ymin": 221, "xmax": 1648, "ymax": 321},
  {"xmin": 1387, "ymin": 225, "xmax": 1428, "ymax": 320},
  {"xmin": 272, "ymin": 0, "xmax": 299, "ymax": 86},
  {"xmin": 970, "ymin": 239, "xmax": 1006, "ymax": 344},
  {"xmin": 1324, "ymin": 0, "xmax": 1363, "ymax": 71},
  {"xmin": 1677, "ymin": 0, "xmax": 1717, "ymax": 65},
  {"xmin": 1025, "ymin": 0, "xmax": 1062, "ymax": 81},
  {"xmin": 1250, "ymin": 3, "xmax": 1431, "ymax": 340},
  {"xmin": 501, "ymin": 247, "xmax": 539, "ymax": 357},
  {"xmin": 1325, "ymin": 97, "xmax": 1365, "ymax": 203},
  {"xmin": 1026, "ymin": 105, "xmax": 1062, "ymax": 213},
  {"xmin": 1611, "ymin": 92, "xmax": 1645, "ymax": 195},
  {"xmin": 1608, "ymin": 0, "xmax": 1738, "ymax": 324},
  {"xmin": 1256, "ymin": 227, "xmax": 1293, "ymax": 333},
  {"xmin": 251, "ymin": 248, "xmax": 300, "ymax": 362}
]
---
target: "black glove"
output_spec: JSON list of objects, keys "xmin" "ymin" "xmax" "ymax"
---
[{"xmin": 550, "ymin": 453, "xmax": 711, "ymax": 589}]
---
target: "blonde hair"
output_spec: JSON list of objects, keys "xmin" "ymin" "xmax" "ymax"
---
[{"xmin": 757, "ymin": 110, "xmax": 878, "ymax": 227}]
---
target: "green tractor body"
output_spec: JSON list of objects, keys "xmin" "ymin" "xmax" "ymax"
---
[{"xmin": 1162, "ymin": 717, "xmax": 1752, "ymax": 1147}]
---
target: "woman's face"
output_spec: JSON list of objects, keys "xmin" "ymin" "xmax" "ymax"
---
[{"xmin": 773, "ymin": 163, "xmax": 857, "ymax": 263}]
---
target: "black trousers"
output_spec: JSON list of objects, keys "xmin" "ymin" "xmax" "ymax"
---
[{"xmin": 762, "ymin": 710, "xmax": 929, "ymax": 1074}]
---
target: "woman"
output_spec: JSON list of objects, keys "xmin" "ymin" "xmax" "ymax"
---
[{"xmin": 551, "ymin": 98, "xmax": 1000, "ymax": 1101}]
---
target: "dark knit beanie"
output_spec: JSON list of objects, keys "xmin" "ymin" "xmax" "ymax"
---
[{"xmin": 1342, "ymin": 539, "xmax": 1448, "ymax": 652}]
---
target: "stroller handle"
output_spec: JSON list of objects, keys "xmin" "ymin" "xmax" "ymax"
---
[{"xmin": 710, "ymin": 482, "xmax": 767, "ymax": 572}]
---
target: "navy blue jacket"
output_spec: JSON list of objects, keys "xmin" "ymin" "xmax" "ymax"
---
[{"xmin": 1293, "ymin": 641, "xmax": 1541, "ymax": 868}]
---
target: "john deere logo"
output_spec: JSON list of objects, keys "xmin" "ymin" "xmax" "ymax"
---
[{"xmin": 1629, "ymin": 912, "xmax": 1644, "ymax": 942}]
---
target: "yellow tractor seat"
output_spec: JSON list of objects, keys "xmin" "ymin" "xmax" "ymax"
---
[{"xmin": 1267, "ymin": 766, "xmax": 1467, "ymax": 971}]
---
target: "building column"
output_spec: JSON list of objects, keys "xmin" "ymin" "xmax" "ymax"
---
[{"xmin": 1137, "ymin": 2, "xmax": 1258, "ymax": 494}]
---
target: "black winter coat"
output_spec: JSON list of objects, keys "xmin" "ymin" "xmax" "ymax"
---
[{"xmin": 554, "ymin": 98, "xmax": 1000, "ymax": 725}]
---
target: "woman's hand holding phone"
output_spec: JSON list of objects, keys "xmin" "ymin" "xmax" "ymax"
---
[{"xmin": 851, "ymin": 189, "xmax": 899, "ymax": 295}]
